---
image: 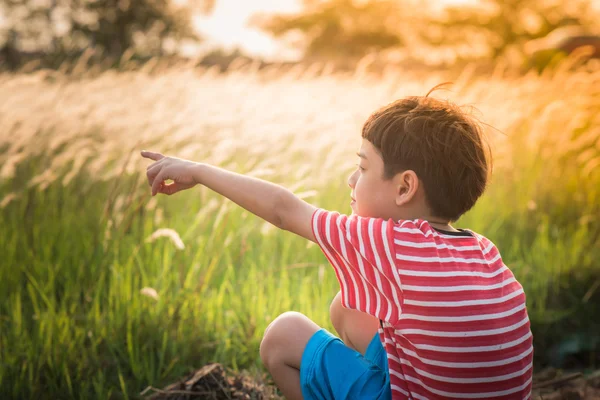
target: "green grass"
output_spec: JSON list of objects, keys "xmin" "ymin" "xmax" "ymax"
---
[
  {"xmin": 0, "ymin": 64, "xmax": 599, "ymax": 399},
  {"xmin": 0, "ymin": 151, "xmax": 343, "ymax": 399}
]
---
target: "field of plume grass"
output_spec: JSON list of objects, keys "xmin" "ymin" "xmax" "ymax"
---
[{"xmin": 0, "ymin": 59, "xmax": 599, "ymax": 399}]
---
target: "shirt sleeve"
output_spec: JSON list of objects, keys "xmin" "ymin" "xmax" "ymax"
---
[{"xmin": 311, "ymin": 208, "xmax": 403, "ymax": 324}]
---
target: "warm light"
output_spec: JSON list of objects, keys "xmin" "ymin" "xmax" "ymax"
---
[
  {"xmin": 193, "ymin": 0, "xmax": 301, "ymax": 60},
  {"xmin": 192, "ymin": 0, "xmax": 475, "ymax": 59}
]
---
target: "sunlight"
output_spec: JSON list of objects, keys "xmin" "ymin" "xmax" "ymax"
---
[
  {"xmin": 193, "ymin": 0, "xmax": 301, "ymax": 60},
  {"xmin": 192, "ymin": 0, "xmax": 476, "ymax": 59}
]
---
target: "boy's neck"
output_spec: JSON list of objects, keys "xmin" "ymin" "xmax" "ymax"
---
[
  {"xmin": 427, "ymin": 220, "xmax": 458, "ymax": 232},
  {"xmin": 395, "ymin": 205, "xmax": 458, "ymax": 232},
  {"xmin": 410, "ymin": 213, "xmax": 458, "ymax": 232}
]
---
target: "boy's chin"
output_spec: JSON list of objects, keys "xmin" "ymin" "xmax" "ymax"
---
[{"xmin": 350, "ymin": 204, "xmax": 364, "ymax": 217}]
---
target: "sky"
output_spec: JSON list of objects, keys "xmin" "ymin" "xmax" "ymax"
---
[
  {"xmin": 191, "ymin": 0, "xmax": 476, "ymax": 60},
  {"xmin": 192, "ymin": 0, "xmax": 302, "ymax": 60}
]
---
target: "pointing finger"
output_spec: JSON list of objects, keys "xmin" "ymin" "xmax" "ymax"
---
[
  {"xmin": 147, "ymin": 158, "xmax": 165, "ymax": 171},
  {"xmin": 151, "ymin": 170, "xmax": 167, "ymax": 196},
  {"xmin": 141, "ymin": 150, "xmax": 164, "ymax": 161}
]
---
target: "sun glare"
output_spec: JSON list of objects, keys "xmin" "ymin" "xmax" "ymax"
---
[
  {"xmin": 192, "ymin": 0, "xmax": 477, "ymax": 60},
  {"xmin": 193, "ymin": 0, "xmax": 301, "ymax": 60}
]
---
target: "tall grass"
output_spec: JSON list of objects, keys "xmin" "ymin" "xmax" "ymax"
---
[{"xmin": 0, "ymin": 60, "xmax": 599, "ymax": 399}]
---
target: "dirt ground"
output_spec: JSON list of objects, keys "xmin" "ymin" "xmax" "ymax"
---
[
  {"xmin": 141, "ymin": 363, "xmax": 600, "ymax": 400},
  {"xmin": 531, "ymin": 368, "xmax": 600, "ymax": 400},
  {"xmin": 141, "ymin": 363, "xmax": 280, "ymax": 400}
]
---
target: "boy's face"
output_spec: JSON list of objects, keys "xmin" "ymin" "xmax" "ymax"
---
[{"xmin": 348, "ymin": 139, "xmax": 401, "ymax": 220}]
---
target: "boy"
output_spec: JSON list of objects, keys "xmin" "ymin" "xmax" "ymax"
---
[{"xmin": 141, "ymin": 92, "xmax": 533, "ymax": 399}]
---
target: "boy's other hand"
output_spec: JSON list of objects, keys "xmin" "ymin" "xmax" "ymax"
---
[{"xmin": 141, "ymin": 150, "xmax": 199, "ymax": 196}]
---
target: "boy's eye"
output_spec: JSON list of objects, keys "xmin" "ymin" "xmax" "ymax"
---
[{"xmin": 355, "ymin": 163, "xmax": 365, "ymax": 171}]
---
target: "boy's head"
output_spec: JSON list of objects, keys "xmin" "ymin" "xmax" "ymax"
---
[{"xmin": 348, "ymin": 88, "xmax": 490, "ymax": 223}]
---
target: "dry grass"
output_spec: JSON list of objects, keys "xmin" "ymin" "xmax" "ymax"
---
[{"xmin": 1, "ymin": 60, "xmax": 599, "ymax": 192}]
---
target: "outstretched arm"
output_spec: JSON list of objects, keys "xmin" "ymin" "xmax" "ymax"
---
[{"xmin": 142, "ymin": 151, "xmax": 317, "ymax": 242}]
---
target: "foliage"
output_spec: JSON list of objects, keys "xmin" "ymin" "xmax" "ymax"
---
[
  {"xmin": 257, "ymin": 0, "xmax": 600, "ymax": 64},
  {"xmin": 0, "ymin": 0, "xmax": 214, "ymax": 69},
  {"xmin": 424, "ymin": 0, "xmax": 599, "ymax": 60},
  {"xmin": 256, "ymin": 0, "xmax": 404, "ymax": 62}
]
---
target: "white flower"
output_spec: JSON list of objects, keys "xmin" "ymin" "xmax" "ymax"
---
[
  {"xmin": 140, "ymin": 287, "xmax": 159, "ymax": 301},
  {"xmin": 145, "ymin": 228, "xmax": 185, "ymax": 250}
]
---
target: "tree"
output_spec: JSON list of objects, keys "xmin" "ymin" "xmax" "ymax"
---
[
  {"xmin": 256, "ymin": 0, "xmax": 599, "ymax": 67},
  {"xmin": 0, "ymin": 0, "xmax": 216, "ymax": 69},
  {"xmin": 424, "ymin": 0, "xmax": 599, "ymax": 60},
  {"xmin": 256, "ymin": 0, "xmax": 406, "ymax": 63}
]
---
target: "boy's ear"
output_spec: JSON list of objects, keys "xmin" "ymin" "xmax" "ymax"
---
[{"xmin": 394, "ymin": 170, "xmax": 419, "ymax": 206}]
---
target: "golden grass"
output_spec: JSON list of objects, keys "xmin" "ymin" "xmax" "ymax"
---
[{"xmin": 0, "ymin": 61, "xmax": 598, "ymax": 196}]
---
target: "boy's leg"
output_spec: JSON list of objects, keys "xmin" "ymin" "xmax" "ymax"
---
[
  {"xmin": 330, "ymin": 290, "xmax": 380, "ymax": 355},
  {"xmin": 260, "ymin": 311, "xmax": 320, "ymax": 400}
]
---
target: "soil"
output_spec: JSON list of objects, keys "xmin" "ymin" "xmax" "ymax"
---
[
  {"xmin": 141, "ymin": 364, "xmax": 600, "ymax": 400},
  {"xmin": 141, "ymin": 363, "xmax": 281, "ymax": 400},
  {"xmin": 532, "ymin": 368, "xmax": 600, "ymax": 400}
]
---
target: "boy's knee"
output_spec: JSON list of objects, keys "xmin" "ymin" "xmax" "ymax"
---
[
  {"xmin": 260, "ymin": 311, "xmax": 302, "ymax": 366},
  {"xmin": 260, "ymin": 311, "xmax": 319, "ymax": 369}
]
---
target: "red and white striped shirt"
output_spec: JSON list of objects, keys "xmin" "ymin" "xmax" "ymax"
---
[{"xmin": 311, "ymin": 209, "xmax": 533, "ymax": 399}]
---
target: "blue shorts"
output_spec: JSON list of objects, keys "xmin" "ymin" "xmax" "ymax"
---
[{"xmin": 300, "ymin": 329, "xmax": 391, "ymax": 400}]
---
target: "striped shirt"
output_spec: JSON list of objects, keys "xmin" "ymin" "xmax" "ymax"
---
[{"xmin": 311, "ymin": 209, "xmax": 533, "ymax": 399}]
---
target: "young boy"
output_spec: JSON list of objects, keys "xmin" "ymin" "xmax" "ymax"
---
[{"xmin": 141, "ymin": 92, "xmax": 533, "ymax": 399}]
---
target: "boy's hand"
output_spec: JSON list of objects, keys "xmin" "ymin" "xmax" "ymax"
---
[
  {"xmin": 142, "ymin": 150, "xmax": 317, "ymax": 242},
  {"xmin": 141, "ymin": 151, "xmax": 199, "ymax": 196}
]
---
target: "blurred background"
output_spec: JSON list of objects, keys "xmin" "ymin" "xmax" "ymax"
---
[
  {"xmin": 1, "ymin": 1, "xmax": 599, "ymax": 399},
  {"xmin": 2, "ymin": 0, "xmax": 600, "ymax": 71}
]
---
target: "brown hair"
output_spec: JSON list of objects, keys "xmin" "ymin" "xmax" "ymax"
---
[{"xmin": 361, "ymin": 85, "xmax": 491, "ymax": 222}]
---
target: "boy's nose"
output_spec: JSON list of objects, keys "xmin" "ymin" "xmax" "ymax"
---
[{"xmin": 347, "ymin": 170, "xmax": 357, "ymax": 188}]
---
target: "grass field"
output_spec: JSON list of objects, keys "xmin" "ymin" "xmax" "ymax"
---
[{"xmin": 0, "ymin": 61, "xmax": 599, "ymax": 399}]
